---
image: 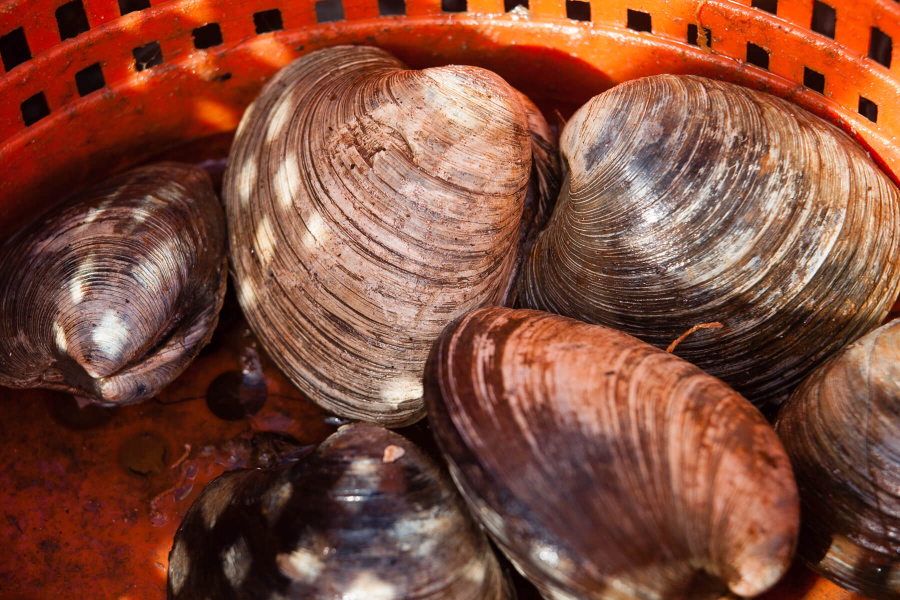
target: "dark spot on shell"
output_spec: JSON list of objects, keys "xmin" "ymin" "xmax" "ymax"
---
[{"xmin": 205, "ymin": 370, "xmax": 267, "ymax": 421}]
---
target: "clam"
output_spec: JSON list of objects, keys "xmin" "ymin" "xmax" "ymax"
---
[
  {"xmin": 776, "ymin": 319, "xmax": 900, "ymax": 599},
  {"xmin": 424, "ymin": 306, "xmax": 800, "ymax": 600},
  {"xmin": 224, "ymin": 45, "xmax": 554, "ymax": 427},
  {"xmin": 0, "ymin": 162, "xmax": 227, "ymax": 404},
  {"xmin": 168, "ymin": 423, "xmax": 512, "ymax": 599},
  {"xmin": 519, "ymin": 74, "xmax": 900, "ymax": 405}
]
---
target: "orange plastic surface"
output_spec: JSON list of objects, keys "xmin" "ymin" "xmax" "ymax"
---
[
  {"xmin": 1, "ymin": 0, "xmax": 900, "ymax": 236},
  {"xmin": 0, "ymin": 305, "xmax": 339, "ymax": 598}
]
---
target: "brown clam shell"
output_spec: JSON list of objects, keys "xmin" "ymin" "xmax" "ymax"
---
[
  {"xmin": 168, "ymin": 423, "xmax": 512, "ymax": 599},
  {"xmin": 776, "ymin": 319, "xmax": 900, "ymax": 600},
  {"xmin": 519, "ymin": 74, "xmax": 900, "ymax": 405},
  {"xmin": 224, "ymin": 45, "xmax": 541, "ymax": 426},
  {"xmin": 0, "ymin": 162, "xmax": 227, "ymax": 404},
  {"xmin": 425, "ymin": 306, "xmax": 800, "ymax": 600}
]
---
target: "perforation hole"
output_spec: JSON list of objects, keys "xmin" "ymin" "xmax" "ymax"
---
[
  {"xmin": 315, "ymin": 0, "xmax": 344, "ymax": 22},
  {"xmin": 565, "ymin": 0, "xmax": 590, "ymax": 21},
  {"xmin": 442, "ymin": 0, "xmax": 466, "ymax": 13},
  {"xmin": 627, "ymin": 9, "xmax": 651, "ymax": 32},
  {"xmin": 859, "ymin": 96, "xmax": 878, "ymax": 123},
  {"xmin": 378, "ymin": 0, "xmax": 406, "ymax": 16},
  {"xmin": 687, "ymin": 24, "xmax": 711, "ymax": 47},
  {"xmin": 811, "ymin": 1, "xmax": 835, "ymax": 39},
  {"xmin": 803, "ymin": 67, "xmax": 825, "ymax": 94},
  {"xmin": 750, "ymin": 0, "xmax": 777, "ymax": 14},
  {"xmin": 133, "ymin": 42, "xmax": 162, "ymax": 71},
  {"xmin": 869, "ymin": 27, "xmax": 892, "ymax": 69},
  {"xmin": 75, "ymin": 63, "xmax": 105, "ymax": 96},
  {"xmin": 0, "ymin": 27, "xmax": 31, "ymax": 72},
  {"xmin": 504, "ymin": 0, "xmax": 527, "ymax": 11},
  {"xmin": 118, "ymin": 0, "xmax": 150, "ymax": 15},
  {"xmin": 56, "ymin": 0, "xmax": 91, "ymax": 40},
  {"xmin": 192, "ymin": 23, "xmax": 223, "ymax": 49},
  {"xmin": 253, "ymin": 9, "xmax": 283, "ymax": 33},
  {"xmin": 21, "ymin": 93, "xmax": 50, "ymax": 126},
  {"xmin": 746, "ymin": 43, "xmax": 769, "ymax": 69}
]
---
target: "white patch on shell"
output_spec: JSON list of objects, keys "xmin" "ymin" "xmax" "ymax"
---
[
  {"xmin": 274, "ymin": 152, "xmax": 297, "ymax": 211},
  {"xmin": 52, "ymin": 321, "xmax": 68, "ymax": 353},
  {"xmin": 236, "ymin": 157, "xmax": 258, "ymax": 207},
  {"xmin": 70, "ymin": 256, "xmax": 95, "ymax": 305},
  {"xmin": 133, "ymin": 198, "xmax": 154, "ymax": 224},
  {"xmin": 533, "ymin": 543, "xmax": 559, "ymax": 568},
  {"xmin": 459, "ymin": 559, "xmax": 489, "ymax": 587},
  {"xmin": 201, "ymin": 474, "xmax": 241, "ymax": 530},
  {"xmin": 82, "ymin": 200, "xmax": 113, "ymax": 225},
  {"xmin": 276, "ymin": 548, "xmax": 324, "ymax": 583},
  {"xmin": 300, "ymin": 211, "xmax": 328, "ymax": 250},
  {"xmin": 221, "ymin": 537, "xmax": 252, "ymax": 588},
  {"xmin": 266, "ymin": 92, "xmax": 296, "ymax": 145},
  {"xmin": 261, "ymin": 480, "xmax": 293, "ymax": 526},
  {"xmin": 379, "ymin": 374, "xmax": 423, "ymax": 405},
  {"xmin": 341, "ymin": 572, "xmax": 398, "ymax": 600},
  {"xmin": 382, "ymin": 445, "xmax": 405, "ymax": 463},
  {"xmin": 169, "ymin": 538, "xmax": 190, "ymax": 595},
  {"xmin": 255, "ymin": 214, "xmax": 276, "ymax": 265},
  {"xmin": 91, "ymin": 311, "xmax": 129, "ymax": 368}
]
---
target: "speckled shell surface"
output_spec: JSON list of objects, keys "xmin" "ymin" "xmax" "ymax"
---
[
  {"xmin": 224, "ymin": 45, "xmax": 536, "ymax": 427},
  {"xmin": 424, "ymin": 306, "xmax": 800, "ymax": 600},
  {"xmin": 776, "ymin": 319, "xmax": 900, "ymax": 600},
  {"xmin": 167, "ymin": 423, "xmax": 512, "ymax": 599},
  {"xmin": 0, "ymin": 162, "xmax": 227, "ymax": 404},
  {"xmin": 520, "ymin": 74, "xmax": 900, "ymax": 405}
]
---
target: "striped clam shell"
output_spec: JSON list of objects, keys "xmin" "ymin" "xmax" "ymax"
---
[
  {"xmin": 0, "ymin": 162, "xmax": 227, "ymax": 404},
  {"xmin": 224, "ymin": 45, "xmax": 551, "ymax": 426},
  {"xmin": 168, "ymin": 423, "xmax": 512, "ymax": 599},
  {"xmin": 425, "ymin": 307, "xmax": 800, "ymax": 600},
  {"xmin": 777, "ymin": 319, "xmax": 900, "ymax": 600},
  {"xmin": 519, "ymin": 74, "xmax": 900, "ymax": 405}
]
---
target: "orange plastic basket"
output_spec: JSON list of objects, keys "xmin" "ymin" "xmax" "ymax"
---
[
  {"xmin": 0, "ymin": 0, "xmax": 898, "ymax": 596},
  {"xmin": 2, "ymin": 0, "xmax": 900, "ymax": 236}
]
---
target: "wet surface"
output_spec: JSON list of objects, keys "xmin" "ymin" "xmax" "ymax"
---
[{"xmin": 0, "ymin": 310, "xmax": 336, "ymax": 598}]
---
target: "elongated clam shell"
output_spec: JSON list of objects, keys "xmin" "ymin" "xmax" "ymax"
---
[
  {"xmin": 168, "ymin": 423, "xmax": 512, "ymax": 599},
  {"xmin": 224, "ymin": 45, "xmax": 534, "ymax": 426},
  {"xmin": 776, "ymin": 320, "xmax": 900, "ymax": 599},
  {"xmin": 520, "ymin": 74, "xmax": 900, "ymax": 405},
  {"xmin": 425, "ymin": 306, "xmax": 800, "ymax": 600},
  {"xmin": 0, "ymin": 162, "xmax": 227, "ymax": 404}
]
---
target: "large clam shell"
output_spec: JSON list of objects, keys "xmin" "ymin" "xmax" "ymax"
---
[
  {"xmin": 776, "ymin": 319, "xmax": 900, "ymax": 599},
  {"xmin": 424, "ymin": 306, "xmax": 800, "ymax": 600},
  {"xmin": 0, "ymin": 162, "xmax": 227, "ymax": 404},
  {"xmin": 224, "ymin": 45, "xmax": 538, "ymax": 426},
  {"xmin": 519, "ymin": 74, "xmax": 900, "ymax": 405},
  {"xmin": 168, "ymin": 423, "xmax": 512, "ymax": 599}
]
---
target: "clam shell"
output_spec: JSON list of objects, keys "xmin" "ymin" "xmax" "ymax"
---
[
  {"xmin": 224, "ymin": 45, "xmax": 537, "ymax": 426},
  {"xmin": 0, "ymin": 162, "xmax": 227, "ymax": 404},
  {"xmin": 776, "ymin": 319, "xmax": 900, "ymax": 599},
  {"xmin": 168, "ymin": 423, "xmax": 512, "ymax": 599},
  {"xmin": 519, "ymin": 74, "xmax": 900, "ymax": 405},
  {"xmin": 424, "ymin": 306, "xmax": 800, "ymax": 600}
]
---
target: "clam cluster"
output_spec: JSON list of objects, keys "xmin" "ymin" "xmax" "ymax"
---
[{"xmin": 3, "ymin": 42, "xmax": 900, "ymax": 600}]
